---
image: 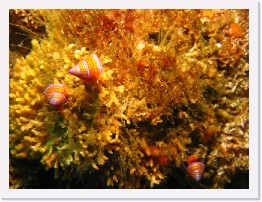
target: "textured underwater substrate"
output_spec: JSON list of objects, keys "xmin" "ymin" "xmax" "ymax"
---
[
  {"xmin": 9, "ymin": 9, "xmax": 249, "ymax": 189},
  {"xmin": 10, "ymin": 157, "xmax": 249, "ymax": 189}
]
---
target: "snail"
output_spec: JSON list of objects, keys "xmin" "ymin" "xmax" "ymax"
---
[
  {"xmin": 69, "ymin": 54, "xmax": 103, "ymax": 82},
  {"xmin": 44, "ymin": 83, "xmax": 68, "ymax": 107},
  {"xmin": 186, "ymin": 155, "xmax": 205, "ymax": 182}
]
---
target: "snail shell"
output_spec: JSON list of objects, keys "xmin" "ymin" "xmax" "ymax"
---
[
  {"xmin": 187, "ymin": 161, "xmax": 205, "ymax": 182},
  {"xmin": 69, "ymin": 54, "xmax": 103, "ymax": 82},
  {"xmin": 44, "ymin": 84, "xmax": 67, "ymax": 107}
]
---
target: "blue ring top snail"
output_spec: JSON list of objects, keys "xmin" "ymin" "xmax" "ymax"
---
[
  {"xmin": 44, "ymin": 83, "xmax": 68, "ymax": 107},
  {"xmin": 69, "ymin": 54, "xmax": 103, "ymax": 82},
  {"xmin": 186, "ymin": 155, "xmax": 205, "ymax": 182}
]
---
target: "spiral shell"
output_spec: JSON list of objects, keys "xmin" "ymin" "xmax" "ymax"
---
[
  {"xmin": 44, "ymin": 84, "xmax": 67, "ymax": 107},
  {"xmin": 187, "ymin": 161, "xmax": 205, "ymax": 182},
  {"xmin": 69, "ymin": 54, "xmax": 103, "ymax": 82}
]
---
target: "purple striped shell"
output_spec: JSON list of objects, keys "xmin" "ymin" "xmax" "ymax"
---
[
  {"xmin": 69, "ymin": 54, "xmax": 103, "ymax": 82},
  {"xmin": 44, "ymin": 84, "xmax": 67, "ymax": 107},
  {"xmin": 187, "ymin": 161, "xmax": 205, "ymax": 182}
]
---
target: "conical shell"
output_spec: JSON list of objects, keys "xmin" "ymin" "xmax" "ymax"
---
[
  {"xmin": 44, "ymin": 84, "xmax": 67, "ymax": 107},
  {"xmin": 187, "ymin": 161, "xmax": 205, "ymax": 182},
  {"xmin": 69, "ymin": 54, "xmax": 103, "ymax": 82}
]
